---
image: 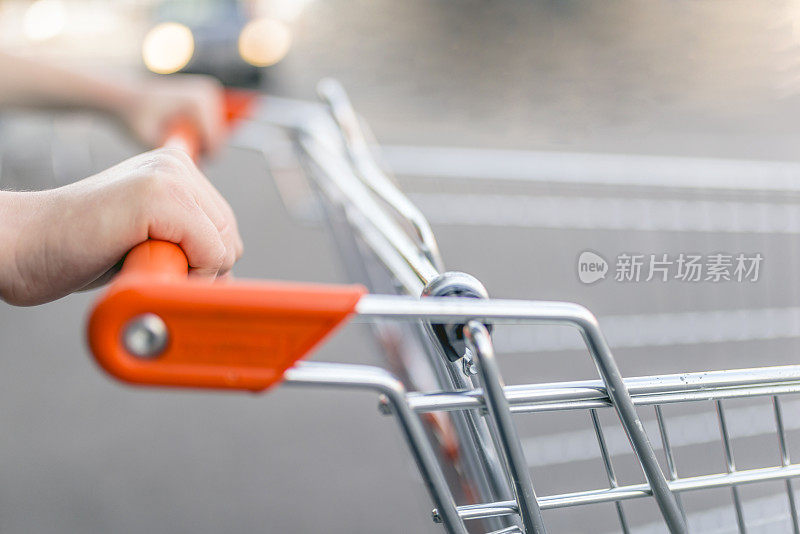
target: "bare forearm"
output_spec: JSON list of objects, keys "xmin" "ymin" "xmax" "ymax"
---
[
  {"xmin": 0, "ymin": 49, "xmax": 135, "ymax": 115},
  {"xmin": 0, "ymin": 189, "xmax": 41, "ymax": 304},
  {"xmin": 0, "ymin": 49, "xmax": 225, "ymax": 151}
]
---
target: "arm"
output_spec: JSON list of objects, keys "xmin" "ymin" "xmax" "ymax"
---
[
  {"xmin": 0, "ymin": 149, "xmax": 243, "ymax": 306},
  {"xmin": 0, "ymin": 49, "xmax": 225, "ymax": 151},
  {"xmin": 0, "ymin": 49, "xmax": 133, "ymax": 112}
]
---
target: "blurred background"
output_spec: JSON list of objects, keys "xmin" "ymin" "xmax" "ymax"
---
[{"xmin": 3, "ymin": 0, "xmax": 800, "ymax": 532}]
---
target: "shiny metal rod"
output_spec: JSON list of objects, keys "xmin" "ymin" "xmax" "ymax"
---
[
  {"xmin": 590, "ymin": 409, "xmax": 630, "ymax": 533},
  {"xmin": 465, "ymin": 322, "xmax": 547, "ymax": 533},
  {"xmin": 405, "ymin": 365, "xmax": 800, "ymax": 414},
  {"xmin": 299, "ymin": 134, "xmax": 440, "ymax": 287},
  {"xmin": 355, "ymin": 294, "xmax": 687, "ymax": 532},
  {"xmin": 774, "ymin": 396, "xmax": 800, "ymax": 534},
  {"xmin": 283, "ymin": 362, "xmax": 468, "ymax": 534},
  {"xmin": 317, "ymin": 78, "xmax": 446, "ymax": 272},
  {"xmin": 453, "ymin": 463, "xmax": 800, "ymax": 519},
  {"xmin": 715, "ymin": 400, "xmax": 746, "ymax": 533}
]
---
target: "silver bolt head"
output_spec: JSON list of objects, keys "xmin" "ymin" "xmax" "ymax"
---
[
  {"xmin": 123, "ymin": 313, "xmax": 169, "ymax": 359},
  {"xmin": 462, "ymin": 351, "xmax": 478, "ymax": 377}
]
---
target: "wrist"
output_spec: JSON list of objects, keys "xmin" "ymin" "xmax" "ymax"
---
[
  {"xmin": 0, "ymin": 191, "xmax": 30, "ymax": 303},
  {"xmin": 0, "ymin": 188, "xmax": 76, "ymax": 306}
]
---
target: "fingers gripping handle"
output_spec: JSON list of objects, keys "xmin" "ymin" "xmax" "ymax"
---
[
  {"xmin": 88, "ymin": 89, "xmax": 368, "ymax": 392},
  {"xmin": 141, "ymin": 88, "xmax": 258, "ymax": 277}
]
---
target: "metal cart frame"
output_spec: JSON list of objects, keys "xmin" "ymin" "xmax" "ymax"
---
[{"xmin": 88, "ymin": 80, "xmax": 800, "ymax": 534}]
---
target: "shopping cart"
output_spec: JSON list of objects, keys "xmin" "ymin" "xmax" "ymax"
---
[{"xmin": 85, "ymin": 80, "xmax": 800, "ymax": 534}]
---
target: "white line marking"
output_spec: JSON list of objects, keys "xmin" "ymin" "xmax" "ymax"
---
[
  {"xmin": 408, "ymin": 192, "xmax": 800, "ymax": 233},
  {"xmin": 493, "ymin": 307, "xmax": 800, "ymax": 354},
  {"xmin": 382, "ymin": 145, "xmax": 800, "ymax": 192},
  {"xmin": 610, "ymin": 491, "xmax": 799, "ymax": 534},
  {"xmin": 523, "ymin": 399, "xmax": 800, "ymax": 468}
]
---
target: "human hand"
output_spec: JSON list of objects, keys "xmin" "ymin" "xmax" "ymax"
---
[
  {"xmin": 0, "ymin": 148, "xmax": 242, "ymax": 306},
  {"xmin": 119, "ymin": 75, "xmax": 226, "ymax": 153}
]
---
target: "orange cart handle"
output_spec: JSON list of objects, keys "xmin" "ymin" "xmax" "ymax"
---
[
  {"xmin": 121, "ymin": 239, "xmax": 188, "ymax": 278},
  {"xmin": 87, "ymin": 91, "xmax": 367, "ymax": 392},
  {"xmin": 162, "ymin": 88, "xmax": 257, "ymax": 160},
  {"xmin": 162, "ymin": 117, "xmax": 203, "ymax": 160}
]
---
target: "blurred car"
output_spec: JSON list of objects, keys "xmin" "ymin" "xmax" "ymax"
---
[{"xmin": 145, "ymin": 0, "xmax": 296, "ymax": 87}]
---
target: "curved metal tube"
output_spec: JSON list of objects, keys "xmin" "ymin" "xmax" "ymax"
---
[
  {"xmin": 317, "ymin": 78, "xmax": 446, "ymax": 272},
  {"xmin": 355, "ymin": 295, "xmax": 688, "ymax": 533},
  {"xmin": 464, "ymin": 322, "xmax": 547, "ymax": 533},
  {"xmin": 284, "ymin": 362, "xmax": 468, "ymax": 534}
]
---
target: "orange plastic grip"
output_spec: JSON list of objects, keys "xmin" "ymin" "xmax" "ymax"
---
[
  {"xmin": 87, "ymin": 265, "xmax": 365, "ymax": 392},
  {"xmin": 87, "ymin": 90, "xmax": 368, "ymax": 392},
  {"xmin": 121, "ymin": 240, "xmax": 188, "ymax": 278},
  {"xmin": 163, "ymin": 117, "xmax": 202, "ymax": 160},
  {"xmin": 162, "ymin": 88, "xmax": 258, "ymax": 160}
]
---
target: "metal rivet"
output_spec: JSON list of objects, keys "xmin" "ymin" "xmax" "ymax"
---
[{"xmin": 122, "ymin": 313, "xmax": 169, "ymax": 359}]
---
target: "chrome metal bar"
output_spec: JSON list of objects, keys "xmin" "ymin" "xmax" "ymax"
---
[
  {"xmin": 299, "ymin": 134, "xmax": 440, "ymax": 288},
  {"xmin": 311, "ymin": 161, "xmax": 509, "ymax": 523},
  {"xmin": 654, "ymin": 406, "xmax": 687, "ymax": 524},
  {"xmin": 300, "ymin": 120, "xmax": 515, "ymax": 525},
  {"xmin": 283, "ymin": 362, "xmax": 468, "ymax": 534},
  {"xmin": 405, "ymin": 365, "xmax": 800, "ymax": 414},
  {"xmin": 430, "ymin": 343, "xmax": 519, "ymax": 533},
  {"xmin": 487, "ymin": 527, "xmax": 523, "ymax": 534},
  {"xmin": 340, "ymin": 207, "xmax": 425, "ymax": 295},
  {"xmin": 355, "ymin": 295, "xmax": 686, "ymax": 532},
  {"xmin": 453, "ymin": 463, "xmax": 800, "ymax": 519},
  {"xmin": 465, "ymin": 322, "xmax": 547, "ymax": 533},
  {"xmin": 312, "ymin": 173, "xmax": 397, "ymax": 295},
  {"xmin": 250, "ymin": 90, "xmax": 441, "ymax": 293},
  {"xmin": 774, "ymin": 396, "xmax": 800, "ymax": 534},
  {"xmin": 317, "ymin": 78, "xmax": 445, "ymax": 271},
  {"xmin": 716, "ymin": 400, "xmax": 746, "ymax": 533},
  {"xmin": 354, "ymin": 295, "xmax": 600, "ymax": 324},
  {"xmin": 434, "ymin": 501, "xmax": 518, "ymax": 523},
  {"xmin": 590, "ymin": 409, "xmax": 630, "ymax": 533},
  {"xmin": 775, "ymin": 396, "xmax": 794, "ymax": 471},
  {"xmin": 655, "ymin": 407, "xmax": 678, "ymax": 479},
  {"xmin": 423, "ymin": 318, "xmax": 518, "ymax": 532}
]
